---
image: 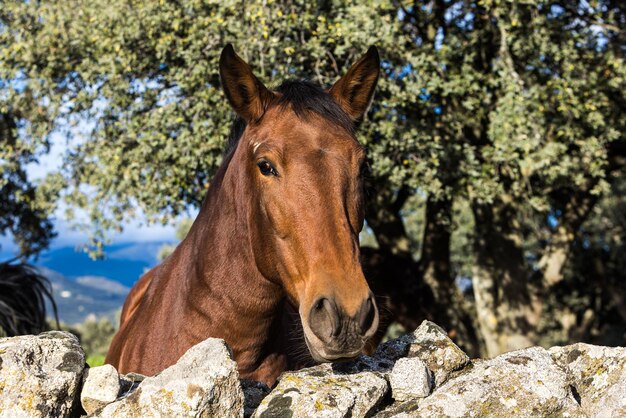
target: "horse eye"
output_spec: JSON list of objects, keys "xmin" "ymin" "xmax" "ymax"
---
[{"xmin": 257, "ymin": 161, "xmax": 277, "ymax": 176}]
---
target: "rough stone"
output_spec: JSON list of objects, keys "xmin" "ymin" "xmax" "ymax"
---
[
  {"xmin": 81, "ymin": 364, "xmax": 121, "ymax": 415},
  {"xmin": 550, "ymin": 343, "xmax": 626, "ymax": 418},
  {"xmin": 373, "ymin": 399, "xmax": 421, "ymax": 418},
  {"xmin": 415, "ymin": 346, "xmax": 583, "ymax": 417},
  {"xmin": 93, "ymin": 338, "xmax": 244, "ymax": 417},
  {"xmin": 409, "ymin": 321, "xmax": 469, "ymax": 386},
  {"xmin": 389, "ymin": 357, "xmax": 432, "ymax": 402},
  {"xmin": 374, "ymin": 321, "xmax": 469, "ymax": 387},
  {"xmin": 252, "ymin": 359, "xmax": 389, "ymax": 418},
  {"xmin": 3, "ymin": 322, "xmax": 624, "ymax": 418},
  {"xmin": 0, "ymin": 331, "xmax": 85, "ymax": 418}
]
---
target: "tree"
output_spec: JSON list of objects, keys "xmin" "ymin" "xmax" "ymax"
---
[
  {"xmin": 0, "ymin": 110, "xmax": 58, "ymax": 257},
  {"xmin": 1, "ymin": 0, "xmax": 624, "ymax": 355}
]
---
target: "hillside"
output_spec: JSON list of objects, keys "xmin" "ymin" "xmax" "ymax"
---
[
  {"xmin": 41, "ymin": 267, "xmax": 130, "ymax": 326},
  {"xmin": 27, "ymin": 241, "xmax": 171, "ymax": 325}
]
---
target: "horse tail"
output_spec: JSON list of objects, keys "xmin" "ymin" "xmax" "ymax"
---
[{"xmin": 0, "ymin": 261, "xmax": 59, "ymax": 337}]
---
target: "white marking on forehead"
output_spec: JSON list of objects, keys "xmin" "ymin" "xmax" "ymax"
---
[{"xmin": 251, "ymin": 141, "xmax": 265, "ymax": 153}]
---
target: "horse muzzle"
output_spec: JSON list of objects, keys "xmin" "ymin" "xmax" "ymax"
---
[{"xmin": 301, "ymin": 293, "xmax": 379, "ymax": 363}]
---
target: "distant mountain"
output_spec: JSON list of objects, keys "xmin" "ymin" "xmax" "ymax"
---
[
  {"xmin": 41, "ymin": 267, "xmax": 131, "ymax": 326},
  {"xmin": 16, "ymin": 241, "xmax": 175, "ymax": 325},
  {"xmin": 75, "ymin": 276, "xmax": 131, "ymax": 296},
  {"xmin": 35, "ymin": 242, "xmax": 171, "ymax": 287}
]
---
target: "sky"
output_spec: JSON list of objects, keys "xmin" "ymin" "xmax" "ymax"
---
[
  {"xmin": 0, "ymin": 130, "xmax": 182, "ymax": 259},
  {"xmin": 0, "ymin": 207, "xmax": 179, "ymax": 259}
]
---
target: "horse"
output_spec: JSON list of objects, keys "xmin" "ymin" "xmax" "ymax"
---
[{"xmin": 106, "ymin": 44, "xmax": 381, "ymax": 386}]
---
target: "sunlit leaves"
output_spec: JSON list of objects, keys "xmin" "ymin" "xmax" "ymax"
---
[{"xmin": 0, "ymin": 0, "xmax": 623, "ymax": 257}]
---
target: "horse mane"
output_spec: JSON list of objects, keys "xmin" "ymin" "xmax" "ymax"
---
[{"xmin": 225, "ymin": 80, "xmax": 354, "ymax": 155}]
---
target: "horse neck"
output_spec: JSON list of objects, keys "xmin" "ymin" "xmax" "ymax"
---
[{"xmin": 182, "ymin": 150, "xmax": 284, "ymax": 318}]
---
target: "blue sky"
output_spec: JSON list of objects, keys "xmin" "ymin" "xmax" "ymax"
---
[
  {"xmin": 0, "ymin": 207, "xmax": 179, "ymax": 258},
  {"xmin": 0, "ymin": 130, "xmax": 181, "ymax": 259}
]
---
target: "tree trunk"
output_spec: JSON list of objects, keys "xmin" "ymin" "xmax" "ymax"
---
[
  {"xmin": 363, "ymin": 185, "xmax": 436, "ymax": 333},
  {"xmin": 420, "ymin": 196, "xmax": 481, "ymax": 355},
  {"xmin": 471, "ymin": 201, "xmax": 541, "ymax": 357},
  {"xmin": 362, "ymin": 183, "xmax": 480, "ymax": 356},
  {"xmin": 538, "ymin": 190, "xmax": 598, "ymax": 287},
  {"xmin": 420, "ymin": 197, "xmax": 453, "ymax": 301},
  {"xmin": 365, "ymin": 185, "xmax": 412, "ymax": 256}
]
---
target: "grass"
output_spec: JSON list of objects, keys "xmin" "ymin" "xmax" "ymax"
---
[{"xmin": 86, "ymin": 354, "xmax": 106, "ymax": 367}]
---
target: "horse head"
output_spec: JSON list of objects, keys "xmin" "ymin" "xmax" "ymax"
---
[{"xmin": 219, "ymin": 45, "xmax": 380, "ymax": 363}]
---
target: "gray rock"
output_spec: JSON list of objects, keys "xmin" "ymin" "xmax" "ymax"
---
[
  {"xmin": 375, "ymin": 320, "xmax": 469, "ymax": 387},
  {"xmin": 389, "ymin": 357, "xmax": 432, "ymax": 402},
  {"xmin": 550, "ymin": 343, "xmax": 626, "ymax": 418},
  {"xmin": 416, "ymin": 346, "xmax": 583, "ymax": 417},
  {"xmin": 81, "ymin": 364, "xmax": 121, "ymax": 415},
  {"xmin": 0, "ymin": 331, "xmax": 85, "ymax": 418},
  {"xmin": 411, "ymin": 321, "xmax": 469, "ymax": 386},
  {"xmin": 241, "ymin": 380, "xmax": 270, "ymax": 417},
  {"xmin": 7, "ymin": 322, "xmax": 625, "ymax": 418},
  {"xmin": 407, "ymin": 321, "xmax": 469, "ymax": 378},
  {"xmin": 252, "ymin": 359, "xmax": 389, "ymax": 418},
  {"xmin": 93, "ymin": 338, "xmax": 244, "ymax": 417},
  {"xmin": 373, "ymin": 399, "xmax": 421, "ymax": 418}
]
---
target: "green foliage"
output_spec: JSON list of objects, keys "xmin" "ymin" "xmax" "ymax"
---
[
  {"xmin": 1, "ymin": 0, "xmax": 622, "ymax": 253},
  {"xmin": 54, "ymin": 315, "xmax": 116, "ymax": 362},
  {"xmin": 1, "ymin": 1, "xmax": 624, "ymax": 350},
  {"xmin": 0, "ymin": 111, "xmax": 59, "ymax": 257},
  {"xmin": 77, "ymin": 316, "xmax": 117, "ymax": 360}
]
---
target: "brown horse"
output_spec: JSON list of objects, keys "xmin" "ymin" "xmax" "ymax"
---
[{"xmin": 106, "ymin": 44, "xmax": 380, "ymax": 386}]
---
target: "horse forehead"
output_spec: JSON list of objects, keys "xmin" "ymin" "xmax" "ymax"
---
[{"xmin": 256, "ymin": 109, "xmax": 361, "ymax": 156}]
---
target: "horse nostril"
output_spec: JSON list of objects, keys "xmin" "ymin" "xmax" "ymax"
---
[
  {"xmin": 309, "ymin": 297, "xmax": 341, "ymax": 342},
  {"xmin": 315, "ymin": 299, "xmax": 325, "ymax": 311},
  {"xmin": 358, "ymin": 295, "xmax": 377, "ymax": 335}
]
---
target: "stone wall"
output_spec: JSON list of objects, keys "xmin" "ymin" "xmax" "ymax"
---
[{"xmin": 0, "ymin": 321, "xmax": 624, "ymax": 417}]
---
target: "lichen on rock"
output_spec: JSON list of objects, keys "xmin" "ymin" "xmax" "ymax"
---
[
  {"xmin": 1, "ymin": 324, "xmax": 625, "ymax": 418},
  {"xmin": 0, "ymin": 331, "xmax": 85, "ymax": 418},
  {"xmin": 550, "ymin": 343, "xmax": 626, "ymax": 418},
  {"xmin": 92, "ymin": 338, "xmax": 244, "ymax": 417},
  {"xmin": 389, "ymin": 357, "xmax": 432, "ymax": 402},
  {"xmin": 414, "ymin": 346, "xmax": 583, "ymax": 417},
  {"xmin": 252, "ymin": 360, "xmax": 389, "ymax": 418},
  {"xmin": 375, "ymin": 320, "xmax": 469, "ymax": 388},
  {"xmin": 81, "ymin": 364, "xmax": 121, "ymax": 415}
]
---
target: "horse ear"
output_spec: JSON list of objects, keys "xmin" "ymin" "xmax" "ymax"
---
[
  {"xmin": 219, "ymin": 44, "xmax": 273, "ymax": 122},
  {"xmin": 329, "ymin": 46, "xmax": 380, "ymax": 121}
]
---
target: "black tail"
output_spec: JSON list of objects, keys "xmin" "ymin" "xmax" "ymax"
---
[{"xmin": 0, "ymin": 261, "xmax": 59, "ymax": 337}]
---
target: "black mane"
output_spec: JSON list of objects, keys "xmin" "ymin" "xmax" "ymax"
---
[{"xmin": 225, "ymin": 80, "xmax": 354, "ymax": 154}]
